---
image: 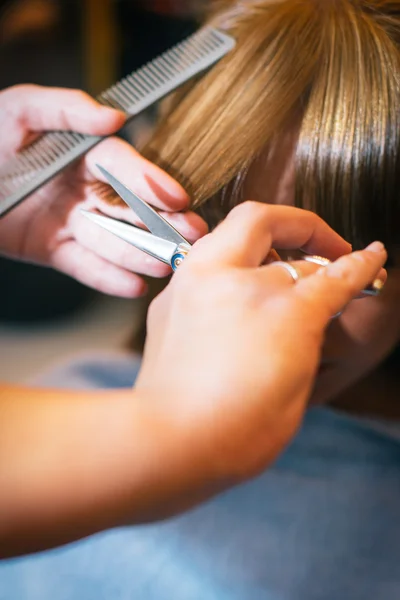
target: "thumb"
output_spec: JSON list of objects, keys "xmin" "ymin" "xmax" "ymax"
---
[{"xmin": 5, "ymin": 84, "xmax": 126, "ymax": 135}]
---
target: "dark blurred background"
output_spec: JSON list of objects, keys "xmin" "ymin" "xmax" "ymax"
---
[{"xmin": 0, "ymin": 0, "xmax": 204, "ymax": 325}]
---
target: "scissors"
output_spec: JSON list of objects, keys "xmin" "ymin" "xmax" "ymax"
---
[
  {"xmin": 81, "ymin": 166, "xmax": 383, "ymax": 297},
  {"xmin": 81, "ymin": 165, "xmax": 192, "ymax": 272}
]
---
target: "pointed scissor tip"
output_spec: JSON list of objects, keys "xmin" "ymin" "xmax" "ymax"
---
[
  {"xmin": 80, "ymin": 209, "xmax": 107, "ymax": 226},
  {"xmin": 95, "ymin": 163, "xmax": 110, "ymax": 178},
  {"xmin": 95, "ymin": 164, "xmax": 125, "ymax": 195},
  {"xmin": 80, "ymin": 209, "xmax": 97, "ymax": 222},
  {"xmin": 80, "ymin": 208, "xmax": 95, "ymax": 217},
  {"xmin": 80, "ymin": 209, "xmax": 129, "ymax": 237}
]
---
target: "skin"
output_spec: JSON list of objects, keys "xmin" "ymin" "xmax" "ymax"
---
[
  {"xmin": 0, "ymin": 84, "xmax": 207, "ymax": 296},
  {"xmin": 0, "ymin": 84, "xmax": 388, "ymax": 557},
  {"xmin": 0, "ymin": 201, "xmax": 386, "ymax": 558},
  {"xmin": 243, "ymin": 139, "xmax": 400, "ymax": 411}
]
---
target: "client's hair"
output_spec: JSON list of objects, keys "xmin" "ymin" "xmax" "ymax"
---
[
  {"xmin": 129, "ymin": 0, "xmax": 400, "ymax": 349},
  {"xmin": 143, "ymin": 0, "xmax": 400, "ymax": 251}
]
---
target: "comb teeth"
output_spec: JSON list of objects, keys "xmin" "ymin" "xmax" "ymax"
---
[
  {"xmin": 0, "ymin": 27, "xmax": 235, "ymax": 217},
  {"xmin": 98, "ymin": 27, "xmax": 233, "ymax": 114}
]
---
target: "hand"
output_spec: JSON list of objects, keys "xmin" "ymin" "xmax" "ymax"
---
[
  {"xmin": 0, "ymin": 85, "xmax": 207, "ymax": 297},
  {"xmin": 0, "ymin": 204, "xmax": 387, "ymax": 556},
  {"xmin": 136, "ymin": 203, "xmax": 387, "ymax": 482}
]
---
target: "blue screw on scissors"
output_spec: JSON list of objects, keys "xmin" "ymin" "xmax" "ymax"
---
[
  {"xmin": 81, "ymin": 165, "xmax": 382, "ymax": 297},
  {"xmin": 81, "ymin": 165, "xmax": 192, "ymax": 272}
]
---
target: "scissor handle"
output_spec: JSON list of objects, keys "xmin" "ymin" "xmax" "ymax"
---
[{"xmin": 171, "ymin": 243, "xmax": 191, "ymax": 271}]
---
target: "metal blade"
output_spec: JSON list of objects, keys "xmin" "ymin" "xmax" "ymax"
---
[
  {"xmin": 81, "ymin": 210, "xmax": 178, "ymax": 265},
  {"xmin": 96, "ymin": 165, "xmax": 189, "ymax": 246}
]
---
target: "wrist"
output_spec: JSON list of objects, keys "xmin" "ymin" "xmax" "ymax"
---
[
  {"xmin": 132, "ymin": 384, "xmax": 301, "ymax": 489},
  {"xmin": 118, "ymin": 390, "xmax": 234, "ymax": 524}
]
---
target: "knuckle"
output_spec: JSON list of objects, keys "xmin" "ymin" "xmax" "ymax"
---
[
  {"xmin": 239, "ymin": 200, "xmax": 259, "ymax": 211},
  {"xmin": 92, "ymin": 137, "xmax": 131, "ymax": 162},
  {"xmin": 183, "ymin": 235, "xmax": 213, "ymax": 268},
  {"xmin": 239, "ymin": 276, "xmax": 266, "ymax": 306},
  {"xmin": 233, "ymin": 200, "xmax": 266, "ymax": 218},
  {"xmin": 339, "ymin": 255, "xmax": 366, "ymax": 281},
  {"xmin": 215, "ymin": 271, "xmax": 242, "ymax": 296},
  {"xmin": 189, "ymin": 233, "xmax": 212, "ymax": 254},
  {"xmin": 73, "ymin": 89, "xmax": 92, "ymax": 104},
  {"xmin": 0, "ymin": 85, "xmax": 40, "ymax": 116},
  {"xmin": 351, "ymin": 249, "xmax": 376, "ymax": 266},
  {"xmin": 7, "ymin": 83, "xmax": 39, "ymax": 96},
  {"xmin": 58, "ymin": 106, "xmax": 72, "ymax": 130},
  {"xmin": 323, "ymin": 260, "xmax": 362, "ymax": 298},
  {"xmin": 303, "ymin": 207, "xmax": 321, "ymax": 221}
]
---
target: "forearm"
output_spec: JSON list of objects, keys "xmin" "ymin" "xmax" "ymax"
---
[{"xmin": 0, "ymin": 385, "xmax": 223, "ymax": 558}]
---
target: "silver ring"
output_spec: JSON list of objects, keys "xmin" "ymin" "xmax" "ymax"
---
[
  {"xmin": 274, "ymin": 261, "xmax": 301, "ymax": 284},
  {"xmin": 302, "ymin": 255, "xmax": 331, "ymax": 267}
]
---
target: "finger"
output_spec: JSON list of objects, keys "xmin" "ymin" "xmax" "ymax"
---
[
  {"xmin": 6, "ymin": 84, "xmax": 126, "ymax": 135},
  {"xmin": 257, "ymin": 259, "xmax": 386, "ymax": 293},
  {"xmin": 295, "ymin": 242, "xmax": 388, "ymax": 324},
  {"xmin": 301, "ymin": 255, "xmax": 387, "ymax": 290},
  {"xmin": 164, "ymin": 211, "xmax": 209, "ymax": 243},
  {"xmin": 189, "ymin": 202, "xmax": 351, "ymax": 269},
  {"xmin": 69, "ymin": 211, "xmax": 173, "ymax": 278},
  {"xmin": 84, "ymin": 194, "xmax": 208, "ymax": 244},
  {"xmin": 85, "ymin": 137, "xmax": 190, "ymax": 212},
  {"xmin": 50, "ymin": 241, "xmax": 148, "ymax": 298},
  {"xmin": 256, "ymin": 259, "xmax": 320, "ymax": 288},
  {"xmin": 275, "ymin": 255, "xmax": 387, "ymax": 297},
  {"xmin": 70, "ymin": 207, "xmax": 207, "ymax": 278}
]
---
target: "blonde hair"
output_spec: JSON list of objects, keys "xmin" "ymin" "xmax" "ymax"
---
[
  {"xmin": 143, "ymin": 0, "xmax": 400, "ymax": 252},
  {"xmin": 128, "ymin": 0, "xmax": 400, "ymax": 350}
]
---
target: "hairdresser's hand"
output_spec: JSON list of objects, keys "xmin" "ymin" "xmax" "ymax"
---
[
  {"xmin": 136, "ymin": 203, "xmax": 387, "ymax": 483},
  {"xmin": 0, "ymin": 84, "xmax": 207, "ymax": 296}
]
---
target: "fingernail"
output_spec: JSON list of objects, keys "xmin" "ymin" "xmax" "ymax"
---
[
  {"xmin": 372, "ymin": 278, "xmax": 385, "ymax": 292},
  {"xmin": 365, "ymin": 241, "xmax": 385, "ymax": 253}
]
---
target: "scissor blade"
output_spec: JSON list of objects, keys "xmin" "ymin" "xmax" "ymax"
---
[
  {"xmin": 96, "ymin": 165, "xmax": 189, "ymax": 247},
  {"xmin": 81, "ymin": 211, "xmax": 178, "ymax": 265}
]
